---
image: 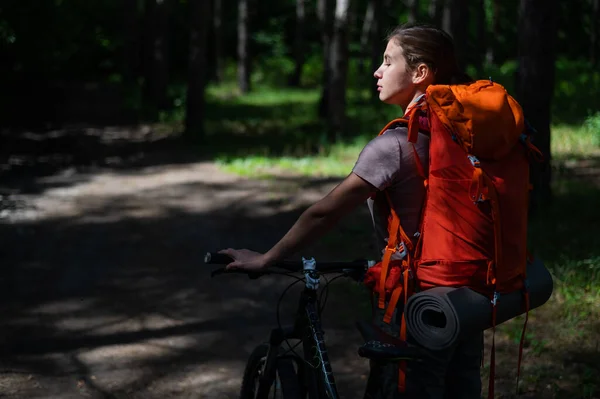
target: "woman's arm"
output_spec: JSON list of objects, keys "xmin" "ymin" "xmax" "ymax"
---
[{"xmin": 219, "ymin": 172, "xmax": 375, "ymax": 270}]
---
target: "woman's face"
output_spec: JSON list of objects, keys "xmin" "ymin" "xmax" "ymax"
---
[{"xmin": 373, "ymin": 40, "xmax": 417, "ymax": 109}]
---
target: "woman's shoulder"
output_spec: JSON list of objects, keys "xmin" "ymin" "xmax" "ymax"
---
[
  {"xmin": 375, "ymin": 124, "xmax": 429, "ymax": 147},
  {"xmin": 380, "ymin": 125, "xmax": 409, "ymax": 139}
]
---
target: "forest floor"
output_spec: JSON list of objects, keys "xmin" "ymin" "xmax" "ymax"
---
[{"xmin": 0, "ymin": 125, "xmax": 597, "ymax": 399}]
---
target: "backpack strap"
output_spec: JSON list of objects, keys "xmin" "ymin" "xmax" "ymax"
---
[
  {"xmin": 521, "ymin": 119, "xmax": 544, "ymax": 162},
  {"xmin": 377, "ymin": 118, "xmax": 410, "ymax": 137},
  {"xmin": 377, "ymin": 191, "xmax": 414, "ymax": 311},
  {"xmin": 516, "ymin": 278, "xmax": 531, "ymax": 395},
  {"xmin": 467, "ymin": 155, "xmax": 503, "ymax": 285},
  {"xmin": 488, "ymin": 293, "xmax": 499, "ymax": 399},
  {"xmin": 375, "ymin": 114, "xmax": 427, "ymax": 393},
  {"xmin": 376, "ymin": 192, "xmax": 414, "ymax": 394}
]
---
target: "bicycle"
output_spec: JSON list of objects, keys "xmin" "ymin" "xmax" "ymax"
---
[{"xmin": 204, "ymin": 252, "xmax": 424, "ymax": 399}]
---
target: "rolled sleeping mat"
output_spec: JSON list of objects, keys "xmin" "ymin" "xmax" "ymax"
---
[{"xmin": 404, "ymin": 257, "xmax": 553, "ymax": 351}]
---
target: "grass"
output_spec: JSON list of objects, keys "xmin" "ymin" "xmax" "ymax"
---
[
  {"xmin": 552, "ymin": 114, "xmax": 600, "ymax": 160},
  {"xmin": 215, "ymin": 137, "xmax": 368, "ymax": 178}
]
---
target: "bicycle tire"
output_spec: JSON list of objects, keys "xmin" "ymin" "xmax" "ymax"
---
[{"xmin": 240, "ymin": 343, "xmax": 303, "ymax": 399}]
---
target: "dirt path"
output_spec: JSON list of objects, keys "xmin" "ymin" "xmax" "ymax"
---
[{"xmin": 0, "ymin": 135, "xmax": 375, "ymax": 399}]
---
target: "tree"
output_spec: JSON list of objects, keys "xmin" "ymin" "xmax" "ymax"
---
[
  {"xmin": 406, "ymin": 0, "xmax": 419, "ymax": 23},
  {"xmin": 317, "ymin": 0, "xmax": 335, "ymax": 118},
  {"xmin": 474, "ymin": 0, "xmax": 487, "ymax": 73},
  {"xmin": 592, "ymin": 0, "xmax": 599, "ymax": 66},
  {"xmin": 370, "ymin": 0, "xmax": 384, "ymax": 100},
  {"xmin": 516, "ymin": 0, "xmax": 557, "ymax": 208},
  {"xmin": 485, "ymin": 0, "xmax": 501, "ymax": 64},
  {"xmin": 213, "ymin": 0, "xmax": 224, "ymax": 83},
  {"xmin": 237, "ymin": 0, "xmax": 251, "ymax": 93},
  {"xmin": 289, "ymin": 0, "xmax": 306, "ymax": 87},
  {"xmin": 429, "ymin": 0, "xmax": 444, "ymax": 27},
  {"xmin": 144, "ymin": 0, "xmax": 171, "ymax": 115},
  {"xmin": 122, "ymin": 0, "xmax": 141, "ymax": 85},
  {"xmin": 185, "ymin": 0, "xmax": 211, "ymax": 137},
  {"xmin": 328, "ymin": 0, "xmax": 351, "ymax": 138},
  {"xmin": 442, "ymin": 0, "xmax": 469, "ymax": 71},
  {"xmin": 359, "ymin": 0, "xmax": 385, "ymax": 101},
  {"xmin": 359, "ymin": 1, "xmax": 375, "ymax": 75}
]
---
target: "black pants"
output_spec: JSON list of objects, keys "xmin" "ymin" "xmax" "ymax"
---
[{"xmin": 364, "ymin": 302, "xmax": 483, "ymax": 399}]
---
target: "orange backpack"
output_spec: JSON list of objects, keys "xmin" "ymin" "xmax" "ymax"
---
[{"xmin": 365, "ymin": 79, "xmax": 542, "ymax": 397}]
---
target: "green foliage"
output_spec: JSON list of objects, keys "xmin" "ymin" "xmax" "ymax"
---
[
  {"xmin": 252, "ymin": 29, "xmax": 296, "ymax": 87},
  {"xmin": 585, "ymin": 113, "xmax": 600, "ymax": 147},
  {"xmin": 553, "ymin": 59, "xmax": 600, "ymax": 124},
  {"xmin": 300, "ymin": 53, "xmax": 324, "ymax": 87}
]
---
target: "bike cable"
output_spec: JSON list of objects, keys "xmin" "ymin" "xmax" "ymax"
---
[{"xmin": 318, "ymin": 273, "xmax": 346, "ymax": 316}]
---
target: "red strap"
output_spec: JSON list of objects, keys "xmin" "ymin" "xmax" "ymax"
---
[
  {"xmin": 383, "ymin": 285, "xmax": 403, "ymax": 324},
  {"xmin": 526, "ymin": 250, "xmax": 534, "ymax": 264},
  {"xmin": 398, "ymin": 313, "xmax": 407, "ymax": 392},
  {"xmin": 524, "ymin": 138, "xmax": 544, "ymax": 162},
  {"xmin": 488, "ymin": 302, "xmax": 498, "ymax": 399},
  {"xmin": 411, "ymin": 144, "xmax": 426, "ymax": 179},
  {"xmin": 378, "ymin": 247, "xmax": 395, "ymax": 309},
  {"xmin": 377, "ymin": 118, "xmax": 410, "ymax": 137},
  {"xmin": 484, "ymin": 174, "xmax": 503, "ymax": 286},
  {"xmin": 469, "ymin": 167, "xmax": 484, "ymax": 202},
  {"xmin": 385, "ymin": 192, "xmax": 414, "ymax": 248},
  {"xmin": 407, "ymin": 110, "xmax": 420, "ymax": 143},
  {"xmin": 396, "ymin": 267, "xmax": 412, "ymax": 393},
  {"xmin": 378, "ymin": 190, "xmax": 415, "ymax": 310},
  {"xmin": 516, "ymin": 290, "xmax": 530, "ymax": 394}
]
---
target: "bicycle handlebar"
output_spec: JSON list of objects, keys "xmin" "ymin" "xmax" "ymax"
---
[{"xmin": 204, "ymin": 252, "xmax": 372, "ymax": 278}]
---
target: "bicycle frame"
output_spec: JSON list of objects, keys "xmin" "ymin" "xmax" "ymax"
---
[{"xmin": 257, "ymin": 258, "xmax": 341, "ymax": 399}]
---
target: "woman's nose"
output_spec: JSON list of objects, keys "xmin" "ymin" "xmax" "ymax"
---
[{"xmin": 374, "ymin": 68, "xmax": 382, "ymax": 79}]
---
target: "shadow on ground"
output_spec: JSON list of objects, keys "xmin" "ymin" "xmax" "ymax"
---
[{"xmin": 0, "ymin": 127, "xmax": 375, "ymax": 398}]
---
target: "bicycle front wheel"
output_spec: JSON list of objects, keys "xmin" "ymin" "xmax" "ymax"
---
[{"xmin": 240, "ymin": 343, "xmax": 303, "ymax": 399}]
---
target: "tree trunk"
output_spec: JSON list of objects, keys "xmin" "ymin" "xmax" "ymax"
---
[
  {"xmin": 516, "ymin": 0, "xmax": 557, "ymax": 210},
  {"xmin": 485, "ymin": 0, "xmax": 500, "ymax": 64},
  {"xmin": 429, "ymin": 0, "xmax": 444, "ymax": 27},
  {"xmin": 406, "ymin": 0, "xmax": 419, "ymax": 23},
  {"xmin": 185, "ymin": 0, "xmax": 211, "ymax": 138},
  {"xmin": 361, "ymin": 2, "xmax": 375, "ymax": 50},
  {"xmin": 289, "ymin": 0, "xmax": 306, "ymax": 87},
  {"xmin": 359, "ymin": 0, "xmax": 384, "ymax": 98},
  {"xmin": 237, "ymin": 0, "xmax": 251, "ymax": 93},
  {"xmin": 474, "ymin": 0, "xmax": 486, "ymax": 72},
  {"xmin": 145, "ymin": 0, "xmax": 171, "ymax": 116},
  {"xmin": 213, "ymin": 0, "xmax": 224, "ymax": 83},
  {"xmin": 317, "ymin": 0, "xmax": 335, "ymax": 118},
  {"xmin": 592, "ymin": 0, "xmax": 599, "ymax": 65},
  {"xmin": 370, "ymin": 0, "xmax": 384, "ymax": 101},
  {"xmin": 328, "ymin": 0, "xmax": 351, "ymax": 139},
  {"xmin": 359, "ymin": 1, "xmax": 374, "ymax": 76},
  {"xmin": 123, "ymin": 0, "xmax": 141, "ymax": 85},
  {"xmin": 443, "ymin": 0, "xmax": 469, "ymax": 71}
]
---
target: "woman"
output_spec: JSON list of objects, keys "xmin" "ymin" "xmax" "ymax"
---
[{"xmin": 219, "ymin": 24, "xmax": 480, "ymax": 399}]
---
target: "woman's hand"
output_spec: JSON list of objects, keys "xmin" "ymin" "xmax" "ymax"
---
[{"xmin": 218, "ymin": 248, "xmax": 271, "ymax": 271}]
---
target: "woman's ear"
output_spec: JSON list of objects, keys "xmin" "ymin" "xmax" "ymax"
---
[{"xmin": 413, "ymin": 63, "xmax": 434, "ymax": 85}]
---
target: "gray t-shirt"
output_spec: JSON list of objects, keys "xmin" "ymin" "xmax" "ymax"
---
[{"xmin": 352, "ymin": 127, "xmax": 430, "ymax": 260}]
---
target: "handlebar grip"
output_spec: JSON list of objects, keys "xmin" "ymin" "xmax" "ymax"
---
[{"xmin": 204, "ymin": 252, "xmax": 234, "ymax": 265}]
